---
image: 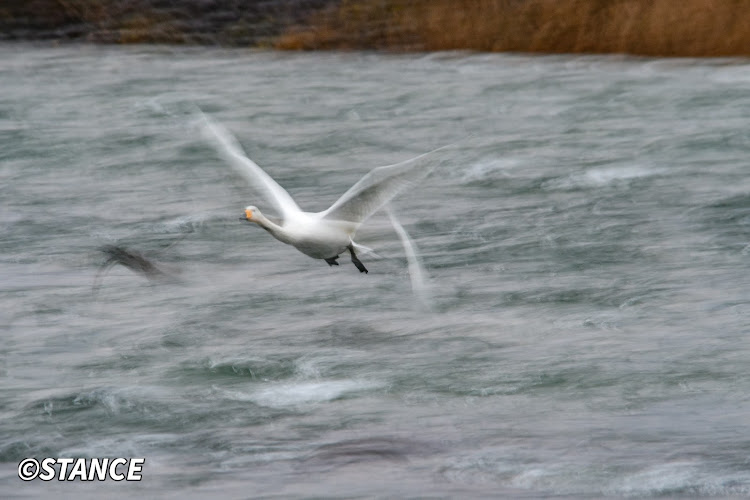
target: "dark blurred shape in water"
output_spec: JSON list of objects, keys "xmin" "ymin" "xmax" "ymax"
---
[{"xmin": 93, "ymin": 243, "xmax": 176, "ymax": 294}]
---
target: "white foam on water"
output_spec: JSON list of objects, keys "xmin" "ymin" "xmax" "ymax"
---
[
  {"xmin": 230, "ymin": 379, "xmax": 384, "ymax": 408},
  {"xmin": 70, "ymin": 385, "xmax": 176, "ymax": 415},
  {"xmin": 544, "ymin": 165, "xmax": 660, "ymax": 190},
  {"xmin": 58, "ymin": 433, "xmax": 176, "ymax": 459},
  {"xmin": 606, "ymin": 461, "xmax": 750, "ymax": 497},
  {"xmin": 458, "ymin": 158, "xmax": 520, "ymax": 183}
]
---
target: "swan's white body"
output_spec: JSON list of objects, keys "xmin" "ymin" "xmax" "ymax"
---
[
  {"xmin": 199, "ymin": 112, "xmax": 442, "ymax": 272},
  {"xmin": 246, "ymin": 209, "xmax": 355, "ymax": 260}
]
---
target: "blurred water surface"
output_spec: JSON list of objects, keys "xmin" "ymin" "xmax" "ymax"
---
[{"xmin": 3, "ymin": 44, "xmax": 750, "ymax": 498}]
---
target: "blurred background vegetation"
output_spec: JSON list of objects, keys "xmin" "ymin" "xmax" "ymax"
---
[
  {"xmin": 3, "ymin": 0, "xmax": 750, "ymax": 56},
  {"xmin": 0, "ymin": 0, "xmax": 330, "ymax": 45}
]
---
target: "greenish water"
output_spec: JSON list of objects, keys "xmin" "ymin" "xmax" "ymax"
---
[{"xmin": 2, "ymin": 44, "xmax": 750, "ymax": 498}]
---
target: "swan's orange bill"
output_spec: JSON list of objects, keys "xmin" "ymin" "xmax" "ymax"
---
[{"xmin": 245, "ymin": 209, "xmax": 253, "ymax": 219}]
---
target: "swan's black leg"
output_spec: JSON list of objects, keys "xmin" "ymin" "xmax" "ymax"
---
[
  {"xmin": 347, "ymin": 244, "xmax": 368, "ymax": 274},
  {"xmin": 325, "ymin": 256, "xmax": 340, "ymax": 267}
]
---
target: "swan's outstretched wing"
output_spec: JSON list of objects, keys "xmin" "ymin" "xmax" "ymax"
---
[
  {"xmin": 386, "ymin": 206, "xmax": 432, "ymax": 310},
  {"xmin": 198, "ymin": 111, "xmax": 301, "ymax": 220},
  {"xmin": 321, "ymin": 145, "xmax": 451, "ymax": 225}
]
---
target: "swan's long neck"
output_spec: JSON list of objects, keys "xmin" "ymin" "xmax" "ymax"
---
[{"xmin": 254, "ymin": 214, "xmax": 289, "ymax": 243}]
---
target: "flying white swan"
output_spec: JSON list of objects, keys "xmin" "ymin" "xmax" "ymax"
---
[{"xmin": 199, "ymin": 112, "xmax": 447, "ymax": 273}]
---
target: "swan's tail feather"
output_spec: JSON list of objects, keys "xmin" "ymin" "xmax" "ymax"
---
[{"xmin": 351, "ymin": 241, "xmax": 382, "ymax": 259}]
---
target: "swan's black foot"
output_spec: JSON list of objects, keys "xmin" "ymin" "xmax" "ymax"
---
[
  {"xmin": 348, "ymin": 244, "xmax": 368, "ymax": 274},
  {"xmin": 325, "ymin": 256, "xmax": 340, "ymax": 267}
]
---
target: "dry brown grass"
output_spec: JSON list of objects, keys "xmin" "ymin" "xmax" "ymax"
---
[{"xmin": 275, "ymin": 0, "xmax": 750, "ymax": 56}]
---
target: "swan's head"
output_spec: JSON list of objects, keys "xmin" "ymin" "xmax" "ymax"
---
[{"xmin": 243, "ymin": 205, "xmax": 261, "ymax": 223}]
